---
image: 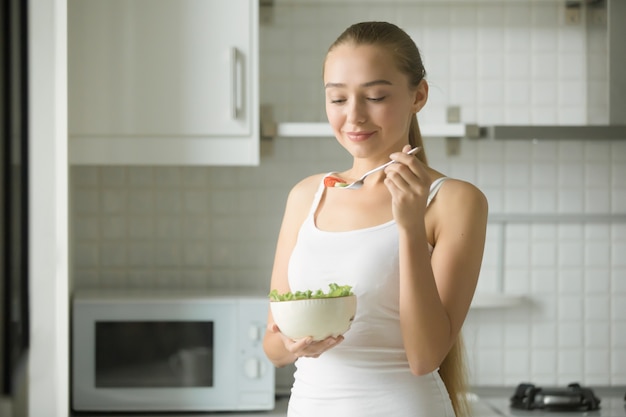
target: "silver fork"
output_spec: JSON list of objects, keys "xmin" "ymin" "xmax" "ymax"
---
[{"xmin": 337, "ymin": 147, "xmax": 421, "ymax": 190}]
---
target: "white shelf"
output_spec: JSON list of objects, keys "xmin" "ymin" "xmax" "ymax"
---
[{"xmin": 275, "ymin": 122, "xmax": 468, "ymax": 138}]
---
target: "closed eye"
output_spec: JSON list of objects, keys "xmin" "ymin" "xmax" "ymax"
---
[{"xmin": 328, "ymin": 96, "xmax": 385, "ymax": 104}]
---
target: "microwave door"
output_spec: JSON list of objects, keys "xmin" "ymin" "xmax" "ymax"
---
[
  {"xmin": 95, "ymin": 321, "xmax": 214, "ymax": 388},
  {"xmin": 72, "ymin": 299, "xmax": 240, "ymax": 411}
]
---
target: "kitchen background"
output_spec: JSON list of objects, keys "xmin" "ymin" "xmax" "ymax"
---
[{"xmin": 70, "ymin": 0, "xmax": 626, "ymax": 391}]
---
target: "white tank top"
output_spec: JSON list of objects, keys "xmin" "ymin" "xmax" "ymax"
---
[{"xmin": 286, "ymin": 176, "xmax": 455, "ymax": 417}]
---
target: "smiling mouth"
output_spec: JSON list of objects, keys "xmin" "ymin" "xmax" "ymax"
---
[{"xmin": 345, "ymin": 131, "xmax": 375, "ymax": 141}]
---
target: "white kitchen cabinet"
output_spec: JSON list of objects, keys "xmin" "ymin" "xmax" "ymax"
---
[{"xmin": 68, "ymin": 0, "xmax": 259, "ymax": 165}]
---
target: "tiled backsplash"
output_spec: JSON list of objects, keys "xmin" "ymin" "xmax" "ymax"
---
[
  {"xmin": 70, "ymin": 2, "xmax": 625, "ymax": 387},
  {"xmin": 260, "ymin": 0, "xmax": 608, "ymax": 126}
]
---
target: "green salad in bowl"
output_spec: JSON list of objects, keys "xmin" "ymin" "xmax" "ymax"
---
[
  {"xmin": 269, "ymin": 283, "xmax": 356, "ymax": 341},
  {"xmin": 268, "ymin": 283, "xmax": 353, "ymax": 301}
]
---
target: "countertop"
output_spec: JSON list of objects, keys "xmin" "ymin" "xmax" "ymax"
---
[
  {"xmin": 72, "ymin": 398, "xmax": 289, "ymax": 417},
  {"xmin": 72, "ymin": 387, "xmax": 625, "ymax": 417},
  {"xmin": 481, "ymin": 396, "xmax": 625, "ymax": 417},
  {"xmin": 474, "ymin": 387, "xmax": 625, "ymax": 417}
]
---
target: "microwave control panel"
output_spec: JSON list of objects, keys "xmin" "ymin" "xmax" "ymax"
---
[{"xmin": 237, "ymin": 298, "xmax": 276, "ymax": 408}]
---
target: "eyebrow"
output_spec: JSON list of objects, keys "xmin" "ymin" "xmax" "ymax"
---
[{"xmin": 324, "ymin": 79, "xmax": 393, "ymax": 89}]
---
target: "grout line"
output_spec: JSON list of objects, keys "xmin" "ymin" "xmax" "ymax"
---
[
  {"xmin": 489, "ymin": 214, "xmax": 626, "ymax": 223},
  {"xmin": 496, "ymin": 223, "xmax": 506, "ymax": 293}
]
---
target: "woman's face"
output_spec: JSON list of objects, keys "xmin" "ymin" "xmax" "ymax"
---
[{"xmin": 323, "ymin": 43, "xmax": 427, "ymax": 159}]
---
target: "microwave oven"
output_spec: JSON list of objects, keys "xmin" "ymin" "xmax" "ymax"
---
[{"xmin": 71, "ymin": 289, "xmax": 275, "ymax": 412}]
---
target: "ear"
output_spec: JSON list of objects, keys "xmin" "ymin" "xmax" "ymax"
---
[{"xmin": 411, "ymin": 79, "xmax": 428, "ymax": 113}]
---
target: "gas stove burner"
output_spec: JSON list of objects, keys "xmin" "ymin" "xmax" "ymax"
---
[{"xmin": 510, "ymin": 382, "xmax": 601, "ymax": 411}]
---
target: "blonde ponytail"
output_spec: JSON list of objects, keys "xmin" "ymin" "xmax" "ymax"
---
[
  {"xmin": 408, "ymin": 115, "xmax": 428, "ymax": 165},
  {"xmin": 439, "ymin": 334, "xmax": 472, "ymax": 417}
]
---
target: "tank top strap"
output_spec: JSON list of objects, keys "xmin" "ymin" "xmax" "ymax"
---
[
  {"xmin": 427, "ymin": 177, "xmax": 449, "ymax": 207},
  {"xmin": 307, "ymin": 173, "xmax": 332, "ymax": 217}
]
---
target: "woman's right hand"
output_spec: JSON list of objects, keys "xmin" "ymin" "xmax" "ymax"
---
[{"xmin": 267, "ymin": 322, "xmax": 344, "ymax": 359}]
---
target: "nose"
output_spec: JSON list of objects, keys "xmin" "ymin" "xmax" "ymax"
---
[{"xmin": 346, "ymin": 99, "xmax": 367, "ymax": 125}]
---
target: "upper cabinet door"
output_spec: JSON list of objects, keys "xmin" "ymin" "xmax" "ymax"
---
[{"xmin": 68, "ymin": 0, "xmax": 259, "ymax": 165}]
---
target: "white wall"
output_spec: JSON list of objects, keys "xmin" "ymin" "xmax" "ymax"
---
[
  {"xmin": 70, "ymin": 1, "xmax": 626, "ymax": 388},
  {"xmin": 29, "ymin": 0, "xmax": 69, "ymax": 415}
]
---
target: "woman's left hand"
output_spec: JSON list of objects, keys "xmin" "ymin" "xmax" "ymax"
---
[{"xmin": 383, "ymin": 144, "xmax": 432, "ymax": 228}]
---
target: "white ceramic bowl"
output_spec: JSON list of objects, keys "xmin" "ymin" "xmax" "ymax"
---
[{"xmin": 270, "ymin": 295, "xmax": 357, "ymax": 341}]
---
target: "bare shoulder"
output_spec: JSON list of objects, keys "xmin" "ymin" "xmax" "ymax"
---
[
  {"xmin": 284, "ymin": 173, "xmax": 327, "ymax": 215},
  {"xmin": 440, "ymin": 178, "xmax": 487, "ymax": 209},
  {"xmin": 431, "ymin": 177, "xmax": 488, "ymax": 227},
  {"xmin": 288, "ymin": 173, "xmax": 325, "ymax": 201}
]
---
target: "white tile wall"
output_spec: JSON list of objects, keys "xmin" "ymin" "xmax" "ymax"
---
[{"xmin": 70, "ymin": 1, "xmax": 626, "ymax": 387}]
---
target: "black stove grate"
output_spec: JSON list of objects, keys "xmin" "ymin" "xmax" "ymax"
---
[{"xmin": 510, "ymin": 382, "xmax": 601, "ymax": 411}]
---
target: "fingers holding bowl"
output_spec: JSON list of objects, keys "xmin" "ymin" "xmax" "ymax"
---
[
  {"xmin": 270, "ymin": 326, "xmax": 344, "ymax": 359},
  {"xmin": 288, "ymin": 335, "xmax": 344, "ymax": 358}
]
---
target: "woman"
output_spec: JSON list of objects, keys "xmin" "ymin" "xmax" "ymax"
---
[{"xmin": 263, "ymin": 21, "xmax": 488, "ymax": 417}]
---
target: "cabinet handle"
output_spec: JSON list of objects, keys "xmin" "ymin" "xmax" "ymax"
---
[{"xmin": 231, "ymin": 47, "xmax": 244, "ymax": 119}]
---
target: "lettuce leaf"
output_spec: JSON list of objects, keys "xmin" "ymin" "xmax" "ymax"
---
[{"xmin": 269, "ymin": 283, "xmax": 353, "ymax": 302}]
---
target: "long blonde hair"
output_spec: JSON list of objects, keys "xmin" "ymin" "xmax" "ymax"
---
[
  {"xmin": 440, "ymin": 336, "xmax": 471, "ymax": 417},
  {"xmin": 327, "ymin": 21, "xmax": 471, "ymax": 417}
]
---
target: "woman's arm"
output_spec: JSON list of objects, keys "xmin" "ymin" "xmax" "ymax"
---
[
  {"xmin": 262, "ymin": 181, "xmax": 310, "ymax": 367},
  {"xmin": 400, "ymin": 180, "xmax": 487, "ymax": 375},
  {"xmin": 262, "ymin": 175, "xmax": 344, "ymax": 367},
  {"xmin": 385, "ymin": 149, "xmax": 488, "ymax": 375}
]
